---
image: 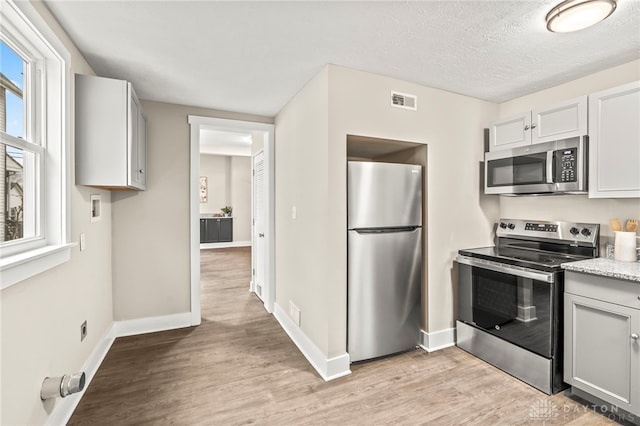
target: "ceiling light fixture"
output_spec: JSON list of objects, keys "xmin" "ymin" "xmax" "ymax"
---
[{"xmin": 546, "ymin": 0, "xmax": 617, "ymax": 33}]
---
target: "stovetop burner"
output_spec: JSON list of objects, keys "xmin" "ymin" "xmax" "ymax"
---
[
  {"xmin": 458, "ymin": 219, "xmax": 600, "ymax": 272},
  {"xmin": 458, "ymin": 245, "xmax": 590, "ymax": 272}
]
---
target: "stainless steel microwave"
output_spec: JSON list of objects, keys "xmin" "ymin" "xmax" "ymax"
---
[{"xmin": 484, "ymin": 136, "xmax": 587, "ymax": 195}]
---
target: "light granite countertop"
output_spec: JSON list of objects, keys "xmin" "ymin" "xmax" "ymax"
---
[{"xmin": 562, "ymin": 258, "xmax": 640, "ymax": 282}]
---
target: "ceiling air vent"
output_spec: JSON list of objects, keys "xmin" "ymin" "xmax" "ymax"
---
[{"xmin": 391, "ymin": 91, "xmax": 417, "ymax": 111}]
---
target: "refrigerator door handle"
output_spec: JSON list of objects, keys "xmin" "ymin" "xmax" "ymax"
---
[{"xmin": 354, "ymin": 226, "xmax": 420, "ymax": 234}]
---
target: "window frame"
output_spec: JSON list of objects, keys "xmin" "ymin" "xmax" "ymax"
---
[{"xmin": 0, "ymin": 0, "xmax": 72, "ymax": 289}]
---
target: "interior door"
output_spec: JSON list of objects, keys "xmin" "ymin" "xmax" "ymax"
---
[{"xmin": 253, "ymin": 151, "xmax": 266, "ymax": 300}]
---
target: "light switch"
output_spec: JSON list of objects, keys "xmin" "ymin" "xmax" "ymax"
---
[
  {"xmin": 292, "ymin": 206, "xmax": 297, "ymax": 219},
  {"xmin": 79, "ymin": 233, "xmax": 86, "ymax": 251}
]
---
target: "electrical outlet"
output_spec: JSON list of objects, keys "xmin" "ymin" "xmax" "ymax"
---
[{"xmin": 80, "ymin": 320, "xmax": 87, "ymax": 341}]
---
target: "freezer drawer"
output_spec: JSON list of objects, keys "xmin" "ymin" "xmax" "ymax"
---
[
  {"xmin": 348, "ymin": 161, "xmax": 422, "ymax": 229},
  {"xmin": 348, "ymin": 228, "xmax": 422, "ymax": 362}
]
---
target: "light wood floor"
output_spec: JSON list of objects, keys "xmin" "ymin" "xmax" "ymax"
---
[{"xmin": 69, "ymin": 247, "xmax": 618, "ymax": 425}]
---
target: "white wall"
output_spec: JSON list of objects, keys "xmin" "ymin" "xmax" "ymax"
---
[
  {"xmin": 112, "ymin": 100, "xmax": 271, "ymax": 321},
  {"xmin": 328, "ymin": 65, "xmax": 499, "ymax": 340},
  {"xmin": 199, "ymin": 154, "xmax": 252, "ymax": 242},
  {"xmin": 497, "ymin": 59, "xmax": 640, "ymax": 246},
  {"xmin": 275, "ymin": 65, "xmax": 499, "ymax": 360},
  {"xmin": 0, "ymin": 2, "xmax": 113, "ymax": 425},
  {"xmin": 199, "ymin": 155, "xmax": 229, "ymax": 215},
  {"xmin": 275, "ymin": 67, "xmax": 332, "ymax": 354}
]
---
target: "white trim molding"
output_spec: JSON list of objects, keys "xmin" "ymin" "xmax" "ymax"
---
[
  {"xmin": 188, "ymin": 115, "xmax": 276, "ymax": 322},
  {"xmin": 0, "ymin": 0, "xmax": 72, "ymax": 290},
  {"xmin": 45, "ymin": 325, "xmax": 116, "ymax": 426},
  {"xmin": 113, "ymin": 312, "xmax": 193, "ymax": 337},
  {"xmin": 45, "ymin": 312, "xmax": 191, "ymax": 426},
  {"xmin": 419, "ymin": 327, "xmax": 456, "ymax": 352},
  {"xmin": 45, "ymin": 313, "xmax": 195, "ymax": 424},
  {"xmin": 0, "ymin": 243, "xmax": 74, "ymax": 289},
  {"xmin": 273, "ymin": 303, "xmax": 351, "ymax": 381}
]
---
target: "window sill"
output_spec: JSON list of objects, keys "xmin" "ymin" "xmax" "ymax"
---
[{"xmin": 1, "ymin": 243, "xmax": 75, "ymax": 290}]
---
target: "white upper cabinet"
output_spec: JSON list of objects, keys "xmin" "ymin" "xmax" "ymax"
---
[
  {"xmin": 75, "ymin": 74, "xmax": 147, "ymax": 190},
  {"xmin": 588, "ymin": 81, "xmax": 640, "ymax": 198},
  {"xmin": 489, "ymin": 96, "xmax": 587, "ymax": 151},
  {"xmin": 489, "ymin": 112, "xmax": 531, "ymax": 151},
  {"xmin": 531, "ymin": 96, "xmax": 587, "ymax": 144}
]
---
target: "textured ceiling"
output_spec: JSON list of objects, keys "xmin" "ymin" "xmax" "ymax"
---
[{"xmin": 45, "ymin": 0, "xmax": 640, "ymax": 117}]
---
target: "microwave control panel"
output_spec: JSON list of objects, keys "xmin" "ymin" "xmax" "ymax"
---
[{"xmin": 555, "ymin": 148, "xmax": 577, "ymax": 182}]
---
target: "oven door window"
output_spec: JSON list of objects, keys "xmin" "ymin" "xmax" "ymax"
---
[
  {"xmin": 472, "ymin": 267, "xmax": 553, "ymax": 358},
  {"xmin": 486, "ymin": 152, "xmax": 547, "ymax": 188}
]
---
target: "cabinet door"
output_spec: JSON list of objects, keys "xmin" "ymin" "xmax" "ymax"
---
[
  {"xmin": 200, "ymin": 219, "xmax": 206, "ymax": 243},
  {"xmin": 128, "ymin": 88, "xmax": 146, "ymax": 190},
  {"xmin": 564, "ymin": 293, "xmax": 640, "ymax": 414},
  {"xmin": 137, "ymin": 112, "xmax": 147, "ymax": 189},
  {"xmin": 589, "ymin": 81, "xmax": 640, "ymax": 198},
  {"xmin": 206, "ymin": 219, "xmax": 220, "ymax": 243},
  {"xmin": 532, "ymin": 95, "xmax": 587, "ymax": 144},
  {"xmin": 489, "ymin": 112, "xmax": 531, "ymax": 151},
  {"xmin": 219, "ymin": 218, "xmax": 232, "ymax": 242}
]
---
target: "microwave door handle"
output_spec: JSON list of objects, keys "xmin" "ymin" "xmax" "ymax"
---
[{"xmin": 546, "ymin": 151, "xmax": 554, "ymax": 184}]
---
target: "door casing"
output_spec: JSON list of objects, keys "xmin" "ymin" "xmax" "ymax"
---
[{"xmin": 188, "ymin": 116, "xmax": 275, "ymax": 324}]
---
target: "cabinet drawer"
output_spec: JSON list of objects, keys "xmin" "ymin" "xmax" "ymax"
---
[{"xmin": 565, "ymin": 271, "xmax": 640, "ymax": 309}]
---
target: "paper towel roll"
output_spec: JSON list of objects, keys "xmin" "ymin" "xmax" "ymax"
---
[{"xmin": 614, "ymin": 231, "xmax": 637, "ymax": 262}]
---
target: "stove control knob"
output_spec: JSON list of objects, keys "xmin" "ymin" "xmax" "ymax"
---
[
  {"xmin": 507, "ymin": 223, "xmax": 515, "ymax": 230},
  {"xmin": 499, "ymin": 222, "xmax": 507, "ymax": 229},
  {"xmin": 570, "ymin": 227, "xmax": 580, "ymax": 236},
  {"xmin": 581, "ymin": 228, "xmax": 592, "ymax": 237}
]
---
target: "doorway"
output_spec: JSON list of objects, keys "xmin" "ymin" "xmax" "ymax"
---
[{"xmin": 188, "ymin": 116, "xmax": 275, "ymax": 325}]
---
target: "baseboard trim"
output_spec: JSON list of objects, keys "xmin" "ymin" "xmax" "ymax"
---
[
  {"xmin": 419, "ymin": 327, "xmax": 456, "ymax": 352},
  {"xmin": 46, "ymin": 313, "xmax": 194, "ymax": 424},
  {"xmin": 114, "ymin": 312, "xmax": 194, "ymax": 337},
  {"xmin": 200, "ymin": 241, "xmax": 252, "ymax": 249},
  {"xmin": 273, "ymin": 302, "xmax": 351, "ymax": 381},
  {"xmin": 45, "ymin": 325, "xmax": 116, "ymax": 426}
]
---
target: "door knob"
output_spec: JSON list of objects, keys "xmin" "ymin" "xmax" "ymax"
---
[
  {"xmin": 258, "ymin": 233, "xmax": 265, "ymax": 238},
  {"xmin": 632, "ymin": 333, "xmax": 639, "ymax": 340}
]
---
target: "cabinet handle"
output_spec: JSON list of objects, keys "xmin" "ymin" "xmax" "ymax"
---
[
  {"xmin": 524, "ymin": 125, "xmax": 530, "ymax": 131},
  {"xmin": 258, "ymin": 233, "xmax": 265, "ymax": 238},
  {"xmin": 531, "ymin": 123, "xmax": 537, "ymax": 129},
  {"xmin": 139, "ymin": 169, "xmax": 144, "ymax": 174},
  {"xmin": 632, "ymin": 333, "xmax": 639, "ymax": 340}
]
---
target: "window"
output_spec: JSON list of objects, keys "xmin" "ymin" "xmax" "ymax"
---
[
  {"xmin": 0, "ymin": 0, "xmax": 71, "ymax": 289},
  {"xmin": 1, "ymin": 40, "xmax": 38, "ymax": 246}
]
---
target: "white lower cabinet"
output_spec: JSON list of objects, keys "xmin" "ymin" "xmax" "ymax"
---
[{"xmin": 564, "ymin": 271, "xmax": 640, "ymax": 419}]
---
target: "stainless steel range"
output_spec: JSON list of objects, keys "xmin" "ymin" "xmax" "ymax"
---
[{"xmin": 456, "ymin": 219, "xmax": 600, "ymax": 394}]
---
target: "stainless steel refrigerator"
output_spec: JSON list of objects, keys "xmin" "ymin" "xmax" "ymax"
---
[{"xmin": 347, "ymin": 161, "xmax": 422, "ymax": 362}]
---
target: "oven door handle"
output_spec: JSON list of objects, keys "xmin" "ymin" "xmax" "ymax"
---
[{"xmin": 456, "ymin": 255, "xmax": 555, "ymax": 283}]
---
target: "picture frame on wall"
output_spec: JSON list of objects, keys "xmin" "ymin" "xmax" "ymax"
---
[{"xmin": 200, "ymin": 176, "xmax": 208, "ymax": 203}]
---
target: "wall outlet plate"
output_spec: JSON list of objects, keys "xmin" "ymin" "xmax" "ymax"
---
[
  {"xmin": 288, "ymin": 300, "xmax": 301, "ymax": 326},
  {"xmin": 90, "ymin": 194, "xmax": 102, "ymax": 222}
]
